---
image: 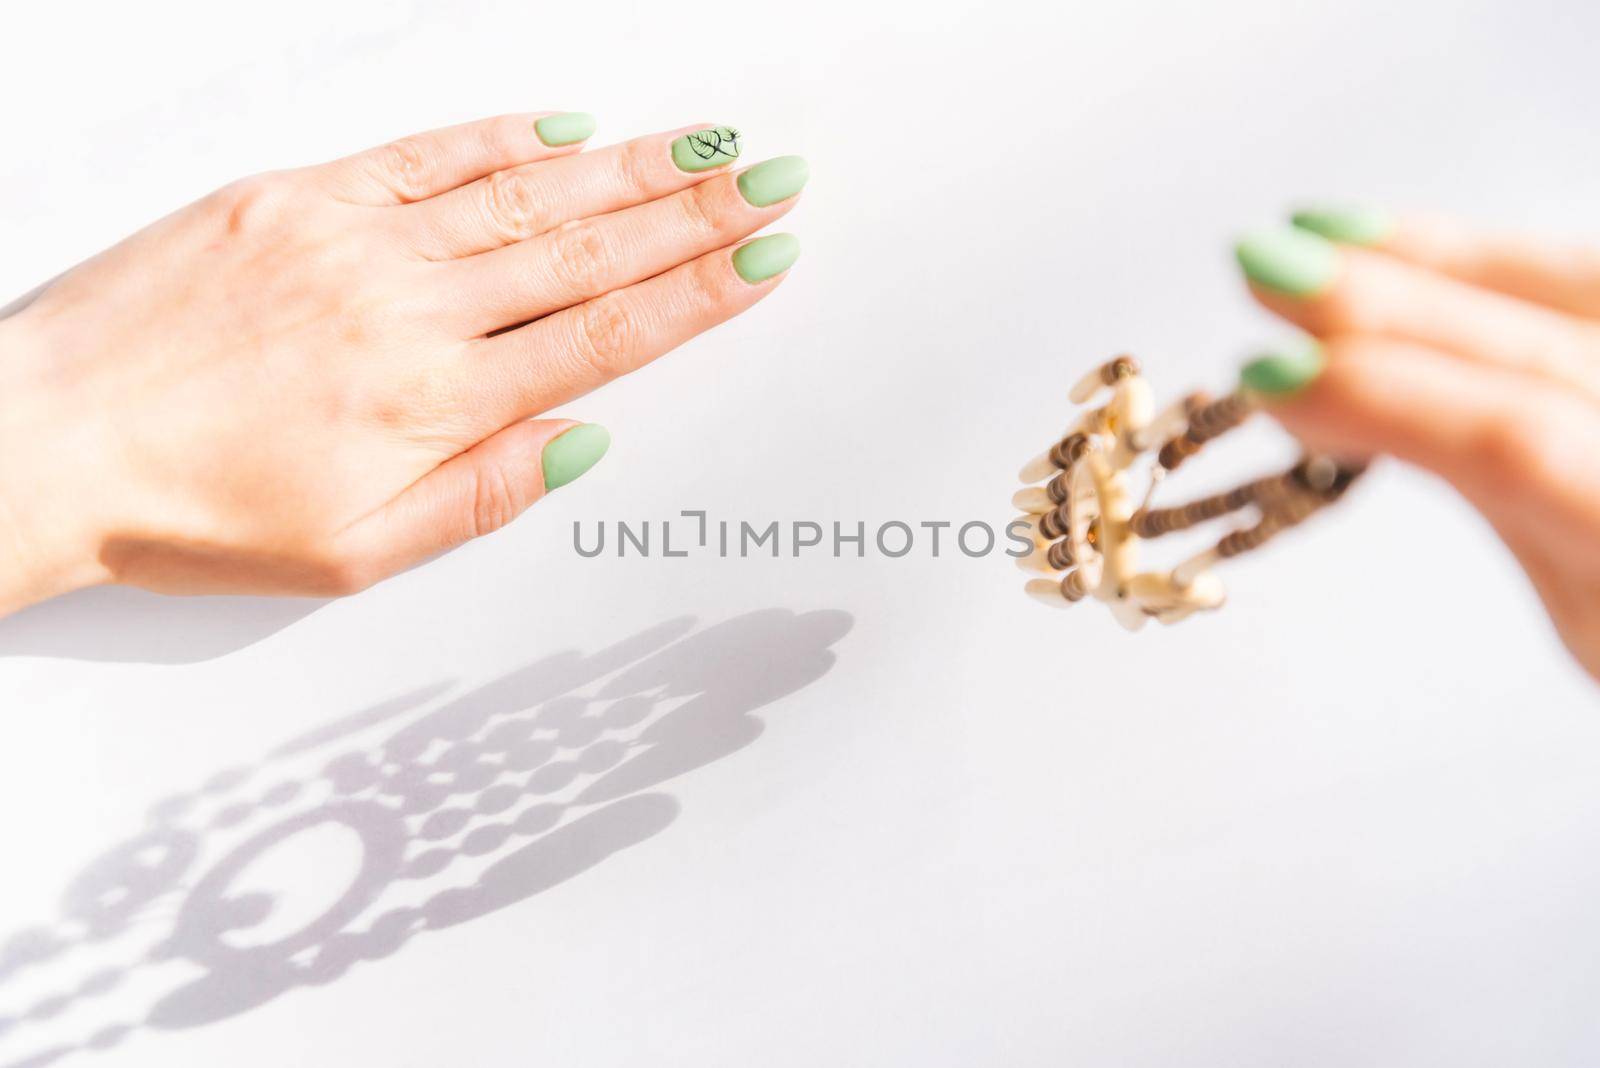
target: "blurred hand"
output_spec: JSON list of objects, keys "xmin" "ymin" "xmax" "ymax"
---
[
  {"xmin": 1234, "ymin": 210, "xmax": 1600, "ymax": 682},
  {"xmin": 0, "ymin": 114, "xmax": 807, "ymax": 614}
]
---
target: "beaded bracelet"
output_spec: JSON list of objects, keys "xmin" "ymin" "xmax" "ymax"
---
[{"xmin": 1013, "ymin": 355, "xmax": 1365, "ymax": 629}]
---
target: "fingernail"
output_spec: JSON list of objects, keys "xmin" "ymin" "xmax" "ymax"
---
[
  {"xmin": 535, "ymin": 112, "xmax": 597, "ymax": 147},
  {"xmin": 541, "ymin": 424, "xmax": 611, "ymax": 490},
  {"xmin": 1240, "ymin": 339, "xmax": 1325, "ymax": 396},
  {"xmin": 1291, "ymin": 205, "xmax": 1392, "ymax": 246},
  {"xmin": 732, "ymin": 233, "xmax": 800, "ymax": 283},
  {"xmin": 738, "ymin": 155, "xmax": 809, "ymax": 207},
  {"xmin": 671, "ymin": 126, "xmax": 742, "ymax": 172},
  {"xmin": 1235, "ymin": 227, "xmax": 1339, "ymax": 297}
]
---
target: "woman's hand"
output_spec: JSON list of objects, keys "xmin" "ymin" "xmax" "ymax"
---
[
  {"xmin": 1233, "ymin": 211, "xmax": 1600, "ymax": 681},
  {"xmin": 0, "ymin": 113, "xmax": 807, "ymax": 615}
]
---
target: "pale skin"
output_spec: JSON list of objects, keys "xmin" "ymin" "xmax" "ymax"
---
[
  {"xmin": 0, "ymin": 113, "xmax": 801, "ymax": 615},
  {"xmin": 1248, "ymin": 217, "xmax": 1600, "ymax": 682}
]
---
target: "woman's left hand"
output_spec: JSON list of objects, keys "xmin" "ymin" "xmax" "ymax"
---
[{"xmin": 0, "ymin": 113, "xmax": 807, "ymax": 614}]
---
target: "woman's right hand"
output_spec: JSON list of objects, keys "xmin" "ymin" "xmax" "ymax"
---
[{"xmin": 1233, "ymin": 210, "xmax": 1600, "ymax": 682}]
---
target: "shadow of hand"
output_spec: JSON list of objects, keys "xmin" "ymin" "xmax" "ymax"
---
[{"xmin": 0, "ymin": 608, "xmax": 853, "ymax": 1067}]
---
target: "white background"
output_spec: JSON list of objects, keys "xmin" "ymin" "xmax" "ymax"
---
[{"xmin": 2, "ymin": 0, "xmax": 1599, "ymax": 1064}]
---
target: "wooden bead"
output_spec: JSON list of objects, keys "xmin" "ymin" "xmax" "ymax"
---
[
  {"xmin": 1018, "ymin": 450, "xmax": 1056, "ymax": 484},
  {"xmin": 1023, "ymin": 568, "xmax": 1097, "ymax": 607},
  {"xmin": 1130, "ymin": 482, "xmax": 1258, "ymax": 538},
  {"xmin": 1012, "ymin": 485, "xmax": 1054, "ymax": 514},
  {"xmin": 1015, "ymin": 546, "xmax": 1059, "ymax": 574},
  {"xmin": 1291, "ymin": 455, "xmax": 1368, "ymax": 500},
  {"xmin": 1127, "ymin": 570, "xmax": 1226, "ymax": 621},
  {"xmin": 1186, "ymin": 390, "xmax": 1253, "ymax": 440},
  {"xmin": 1182, "ymin": 390, "xmax": 1212, "ymax": 417},
  {"xmin": 1107, "ymin": 378, "xmax": 1155, "ymax": 469},
  {"xmin": 1171, "ymin": 549, "xmax": 1220, "ymax": 588},
  {"xmin": 1060, "ymin": 569, "xmax": 1090, "ymax": 601},
  {"xmin": 1154, "ymin": 390, "xmax": 1253, "ymax": 473},
  {"xmin": 1176, "ymin": 570, "xmax": 1226, "ymax": 610},
  {"xmin": 1069, "ymin": 354, "xmax": 1141, "ymax": 403},
  {"xmin": 1216, "ymin": 515, "xmax": 1287, "ymax": 558},
  {"xmin": 1024, "ymin": 578, "xmax": 1074, "ymax": 608},
  {"xmin": 1019, "ymin": 429, "xmax": 1096, "ymax": 484},
  {"xmin": 1013, "ymin": 518, "xmax": 1065, "ymax": 574},
  {"xmin": 1037, "ymin": 501, "xmax": 1071, "ymax": 540},
  {"xmin": 1046, "ymin": 539, "xmax": 1076, "ymax": 571},
  {"xmin": 1049, "ymin": 431, "xmax": 1089, "ymax": 470},
  {"xmin": 1156, "ymin": 433, "xmax": 1201, "ymax": 471},
  {"xmin": 1105, "ymin": 354, "xmax": 1139, "ymax": 384},
  {"xmin": 1214, "ymin": 496, "xmax": 1322, "ymax": 559}
]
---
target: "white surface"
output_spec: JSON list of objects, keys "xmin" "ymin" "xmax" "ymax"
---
[{"xmin": 2, "ymin": 1, "xmax": 1599, "ymax": 1065}]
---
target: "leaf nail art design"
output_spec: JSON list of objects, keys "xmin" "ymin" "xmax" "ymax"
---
[{"xmin": 672, "ymin": 126, "xmax": 743, "ymax": 172}]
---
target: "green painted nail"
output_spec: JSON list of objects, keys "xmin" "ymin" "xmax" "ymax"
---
[
  {"xmin": 1235, "ymin": 227, "xmax": 1339, "ymax": 297},
  {"xmin": 671, "ymin": 126, "xmax": 742, "ymax": 172},
  {"xmin": 1240, "ymin": 340, "xmax": 1325, "ymax": 396},
  {"xmin": 535, "ymin": 112, "xmax": 597, "ymax": 147},
  {"xmin": 737, "ymin": 155, "xmax": 809, "ymax": 207},
  {"xmin": 542, "ymin": 424, "xmax": 610, "ymax": 490},
  {"xmin": 1291, "ymin": 205, "xmax": 1392, "ymax": 246},
  {"xmin": 732, "ymin": 233, "xmax": 800, "ymax": 283}
]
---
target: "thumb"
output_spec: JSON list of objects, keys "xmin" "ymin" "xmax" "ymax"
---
[{"xmin": 341, "ymin": 420, "xmax": 610, "ymax": 577}]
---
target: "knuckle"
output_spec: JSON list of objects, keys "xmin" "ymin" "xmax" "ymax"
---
[
  {"xmin": 478, "ymin": 115, "xmax": 523, "ymax": 162},
  {"xmin": 682, "ymin": 253, "xmax": 731, "ymax": 315},
  {"xmin": 571, "ymin": 296, "xmax": 638, "ymax": 378},
  {"xmin": 482, "ymin": 168, "xmax": 546, "ymax": 242},
  {"xmin": 470, "ymin": 463, "xmax": 525, "ymax": 538},
  {"xmin": 676, "ymin": 180, "xmax": 724, "ymax": 240},
  {"xmin": 1309, "ymin": 276, "xmax": 1378, "ymax": 334},
  {"xmin": 208, "ymin": 173, "xmax": 294, "ymax": 236},
  {"xmin": 548, "ymin": 223, "xmax": 616, "ymax": 297},
  {"xmin": 373, "ymin": 136, "xmax": 437, "ymax": 200},
  {"xmin": 1472, "ymin": 413, "xmax": 1545, "ymax": 477},
  {"xmin": 613, "ymin": 139, "xmax": 657, "ymax": 196}
]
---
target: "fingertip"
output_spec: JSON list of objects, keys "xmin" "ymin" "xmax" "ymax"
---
[
  {"xmin": 737, "ymin": 155, "xmax": 810, "ymax": 207},
  {"xmin": 732, "ymin": 232, "xmax": 801, "ymax": 283},
  {"xmin": 1234, "ymin": 226, "xmax": 1339, "ymax": 298},
  {"xmin": 541, "ymin": 423, "xmax": 611, "ymax": 491},
  {"xmin": 1239, "ymin": 338, "xmax": 1326, "ymax": 399},
  {"xmin": 1290, "ymin": 205, "xmax": 1394, "ymax": 247},
  {"xmin": 535, "ymin": 112, "xmax": 597, "ymax": 147}
]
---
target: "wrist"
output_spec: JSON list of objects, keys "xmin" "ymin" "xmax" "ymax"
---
[{"xmin": 0, "ymin": 312, "xmax": 112, "ymax": 616}]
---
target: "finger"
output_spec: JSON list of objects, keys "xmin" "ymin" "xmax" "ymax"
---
[
  {"xmin": 1241, "ymin": 336, "xmax": 1600, "ymax": 530},
  {"xmin": 314, "ymin": 112, "xmax": 597, "ymax": 206},
  {"xmin": 465, "ymin": 233, "xmax": 799, "ymax": 431},
  {"xmin": 1235, "ymin": 227, "xmax": 1600, "ymax": 401},
  {"xmin": 1511, "ymin": 537, "xmax": 1600, "ymax": 683},
  {"xmin": 1292, "ymin": 207, "xmax": 1600, "ymax": 319},
  {"xmin": 399, "ymin": 124, "xmax": 745, "ymax": 259},
  {"xmin": 338, "ymin": 420, "xmax": 610, "ymax": 579},
  {"xmin": 442, "ymin": 156, "xmax": 808, "ymax": 335}
]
